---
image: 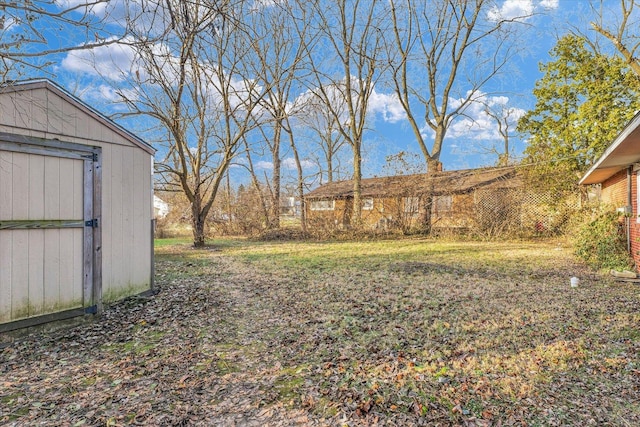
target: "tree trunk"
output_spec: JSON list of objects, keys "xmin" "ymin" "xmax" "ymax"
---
[
  {"xmin": 244, "ymin": 138, "xmax": 271, "ymax": 228},
  {"xmin": 191, "ymin": 196, "xmax": 206, "ymax": 247},
  {"xmin": 269, "ymin": 123, "xmax": 282, "ymax": 229},
  {"xmin": 289, "ymin": 131, "xmax": 307, "ymax": 233},
  {"xmin": 351, "ymin": 143, "xmax": 362, "ymax": 227},
  {"xmin": 226, "ymin": 171, "xmax": 233, "ymax": 230},
  {"xmin": 192, "ymin": 216, "xmax": 206, "ymax": 247},
  {"xmin": 421, "ymin": 158, "xmax": 442, "ymax": 234}
]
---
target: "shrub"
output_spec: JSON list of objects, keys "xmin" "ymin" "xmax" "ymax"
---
[{"xmin": 573, "ymin": 208, "xmax": 633, "ymax": 271}]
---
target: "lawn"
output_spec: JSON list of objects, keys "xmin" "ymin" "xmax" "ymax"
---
[{"xmin": 2, "ymin": 237, "xmax": 640, "ymax": 426}]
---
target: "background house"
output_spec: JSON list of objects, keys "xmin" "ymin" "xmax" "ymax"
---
[
  {"xmin": 0, "ymin": 80, "xmax": 155, "ymax": 331},
  {"xmin": 154, "ymin": 195, "xmax": 170, "ymax": 219},
  {"xmin": 580, "ymin": 111, "xmax": 640, "ymax": 268},
  {"xmin": 305, "ymin": 166, "xmax": 521, "ymax": 233}
]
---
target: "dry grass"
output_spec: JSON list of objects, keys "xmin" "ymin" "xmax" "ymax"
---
[{"xmin": 2, "ymin": 237, "xmax": 640, "ymax": 426}]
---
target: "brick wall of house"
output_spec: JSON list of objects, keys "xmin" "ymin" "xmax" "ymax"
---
[
  {"xmin": 307, "ymin": 195, "xmax": 479, "ymax": 231},
  {"xmin": 307, "ymin": 197, "xmax": 419, "ymax": 230},
  {"xmin": 631, "ymin": 170, "xmax": 640, "ymax": 269},
  {"xmin": 601, "ymin": 169, "xmax": 629, "ymax": 207},
  {"xmin": 305, "ymin": 198, "xmax": 351, "ymax": 228},
  {"xmin": 601, "ymin": 167, "xmax": 640, "ymax": 269}
]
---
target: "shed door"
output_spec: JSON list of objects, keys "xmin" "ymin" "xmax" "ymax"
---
[{"xmin": 0, "ymin": 138, "xmax": 100, "ymax": 326}]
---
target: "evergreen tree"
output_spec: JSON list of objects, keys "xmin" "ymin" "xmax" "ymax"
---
[{"xmin": 517, "ymin": 34, "xmax": 640, "ymax": 194}]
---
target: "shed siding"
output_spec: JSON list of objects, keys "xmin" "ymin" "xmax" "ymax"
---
[
  {"xmin": 0, "ymin": 150, "xmax": 84, "ymax": 322},
  {"xmin": 0, "ymin": 150, "xmax": 13, "ymax": 321},
  {"xmin": 100, "ymin": 142, "xmax": 152, "ymax": 301},
  {"xmin": 46, "ymin": 89, "xmax": 64, "ymax": 135},
  {"xmin": 0, "ymin": 81, "xmax": 153, "ymax": 326},
  {"xmin": 0, "ymin": 85, "xmax": 145, "ymax": 151}
]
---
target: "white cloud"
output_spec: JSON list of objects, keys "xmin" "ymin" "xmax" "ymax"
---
[
  {"xmin": 369, "ymin": 90, "xmax": 406, "ymax": 123},
  {"xmin": 61, "ymin": 38, "xmax": 136, "ymax": 81},
  {"xmin": 294, "ymin": 83, "xmax": 406, "ymax": 126},
  {"xmin": 71, "ymin": 83, "xmax": 137, "ymax": 112},
  {"xmin": 292, "ymin": 84, "xmax": 349, "ymax": 126},
  {"xmin": 488, "ymin": 95, "xmax": 510, "ymax": 106},
  {"xmin": 417, "ymin": 92, "xmax": 525, "ymax": 142},
  {"xmin": 61, "ymin": 36, "xmax": 261, "ymax": 116},
  {"xmin": 55, "ymin": 0, "xmax": 112, "ymax": 17},
  {"xmin": 106, "ymin": 85, "xmax": 138, "ymax": 103},
  {"xmin": 539, "ymin": 0, "xmax": 559, "ymax": 9},
  {"xmin": 487, "ymin": 0, "xmax": 558, "ymax": 21},
  {"xmin": 446, "ymin": 92, "xmax": 525, "ymax": 141},
  {"xmin": 488, "ymin": 0, "xmax": 534, "ymax": 21},
  {"xmin": 419, "ymin": 123, "xmax": 435, "ymax": 141},
  {"xmin": 256, "ymin": 158, "xmax": 315, "ymax": 170},
  {"xmin": 255, "ymin": 160, "xmax": 273, "ymax": 170},
  {"xmin": 1, "ymin": 16, "xmax": 18, "ymax": 32},
  {"xmin": 283, "ymin": 157, "xmax": 314, "ymax": 169}
]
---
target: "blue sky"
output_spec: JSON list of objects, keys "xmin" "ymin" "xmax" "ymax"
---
[{"xmin": 8, "ymin": 0, "xmax": 623, "ymax": 187}]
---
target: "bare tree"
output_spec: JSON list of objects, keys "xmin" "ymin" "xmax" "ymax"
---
[
  {"xmin": 297, "ymin": 92, "xmax": 349, "ymax": 184},
  {"xmin": 480, "ymin": 98, "xmax": 522, "ymax": 166},
  {"xmin": 240, "ymin": 136, "xmax": 271, "ymax": 227},
  {"xmin": 385, "ymin": 0, "xmax": 531, "ymax": 231},
  {"xmin": 382, "ymin": 151, "xmax": 423, "ymax": 176},
  {"xmin": 241, "ymin": 1, "xmax": 309, "ymax": 230},
  {"xmin": 112, "ymin": 0, "xmax": 265, "ymax": 247},
  {"xmin": 590, "ymin": 0, "xmax": 640, "ymax": 76},
  {"xmin": 0, "ymin": 1, "xmax": 130, "ymax": 81},
  {"xmin": 298, "ymin": 0, "xmax": 386, "ymax": 226}
]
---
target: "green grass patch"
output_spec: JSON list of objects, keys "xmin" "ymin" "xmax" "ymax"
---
[
  {"xmin": 154, "ymin": 237, "xmax": 193, "ymax": 247},
  {"xmin": 101, "ymin": 330, "xmax": 166, "ymax": 356},
  {"xmin": 274, "ymin": 366, "xmax": 308, "ymax": 402},
  {"xmin": 223, "ymin": 238, "xmax": 575, "ymax": 278}
]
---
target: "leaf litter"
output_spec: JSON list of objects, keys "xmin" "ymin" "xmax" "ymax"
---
[{"xmin": 2, "ymin": 239, "xmax": 640, "ymax": 426}]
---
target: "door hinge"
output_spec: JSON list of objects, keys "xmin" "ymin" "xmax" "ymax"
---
[{"xmin": 85, "ymin": 219, "xmax": 99, "ymax": 228}]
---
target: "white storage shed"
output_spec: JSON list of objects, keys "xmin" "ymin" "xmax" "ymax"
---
[{"xmin": 0, "ymin": 79, "xmax": 155, "ymax": 331}]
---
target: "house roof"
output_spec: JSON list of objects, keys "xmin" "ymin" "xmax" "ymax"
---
[
  {"xmin": 580, "ymin": 111, "xmax": 640, "ymax": 185},
  {"xmin": 305, "ymin": 166, "xmax": 519, "ymax": 200},
  {"xmin": 0, "ymin": 79, "xmax": 155, "ymax": 155}
]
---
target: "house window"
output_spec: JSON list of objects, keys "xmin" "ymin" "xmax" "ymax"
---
[
  {"xmin": 404, "ymin": 196, "xmax": 420, "ymax": 215},
  {"xmin": 362, "ymin": 197, "xmax": 374, "ymax": 210},
  {"xmin": 310, "ymin": 200, "xmax": 335, "ymax": 211},
  {"xmin": 434, "ymin": 195, "xmax": 452, "ymax": 213}
]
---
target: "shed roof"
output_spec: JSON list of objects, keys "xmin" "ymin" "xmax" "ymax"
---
[
  {"xmin": 305, "ymin": 166, "xmax": 518, "ymax": 200},
  {"xmin": 580, "ymin": 111, "xmax": 640, "ymax": 185},
  {"xmin": 0, "ymin": 79, "xmax": 155, "ymax": 155}
]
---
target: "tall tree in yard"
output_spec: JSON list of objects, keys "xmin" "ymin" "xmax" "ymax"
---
[
  {"xmin": 384, "ymin": 0, "xmax": 531, "ymax": 232},
  {"xmin": 116, "ymin": 0, "xmax": 264, "ymax": 247},
  {"xmin": 242, "ymin": 1, "xmax": 309, "ymax": 230},
  {"xmin": 299, "ymin": 0, "xmax": 386, "ymax": 226},
  {"xmin": 517, "ymin": 34, "xmax": 640, "ymax": 195}
]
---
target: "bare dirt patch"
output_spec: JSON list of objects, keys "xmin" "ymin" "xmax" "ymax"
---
[{"xmin": 2, "ymin": 239, "xmax": 640, "ymax": 426}]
